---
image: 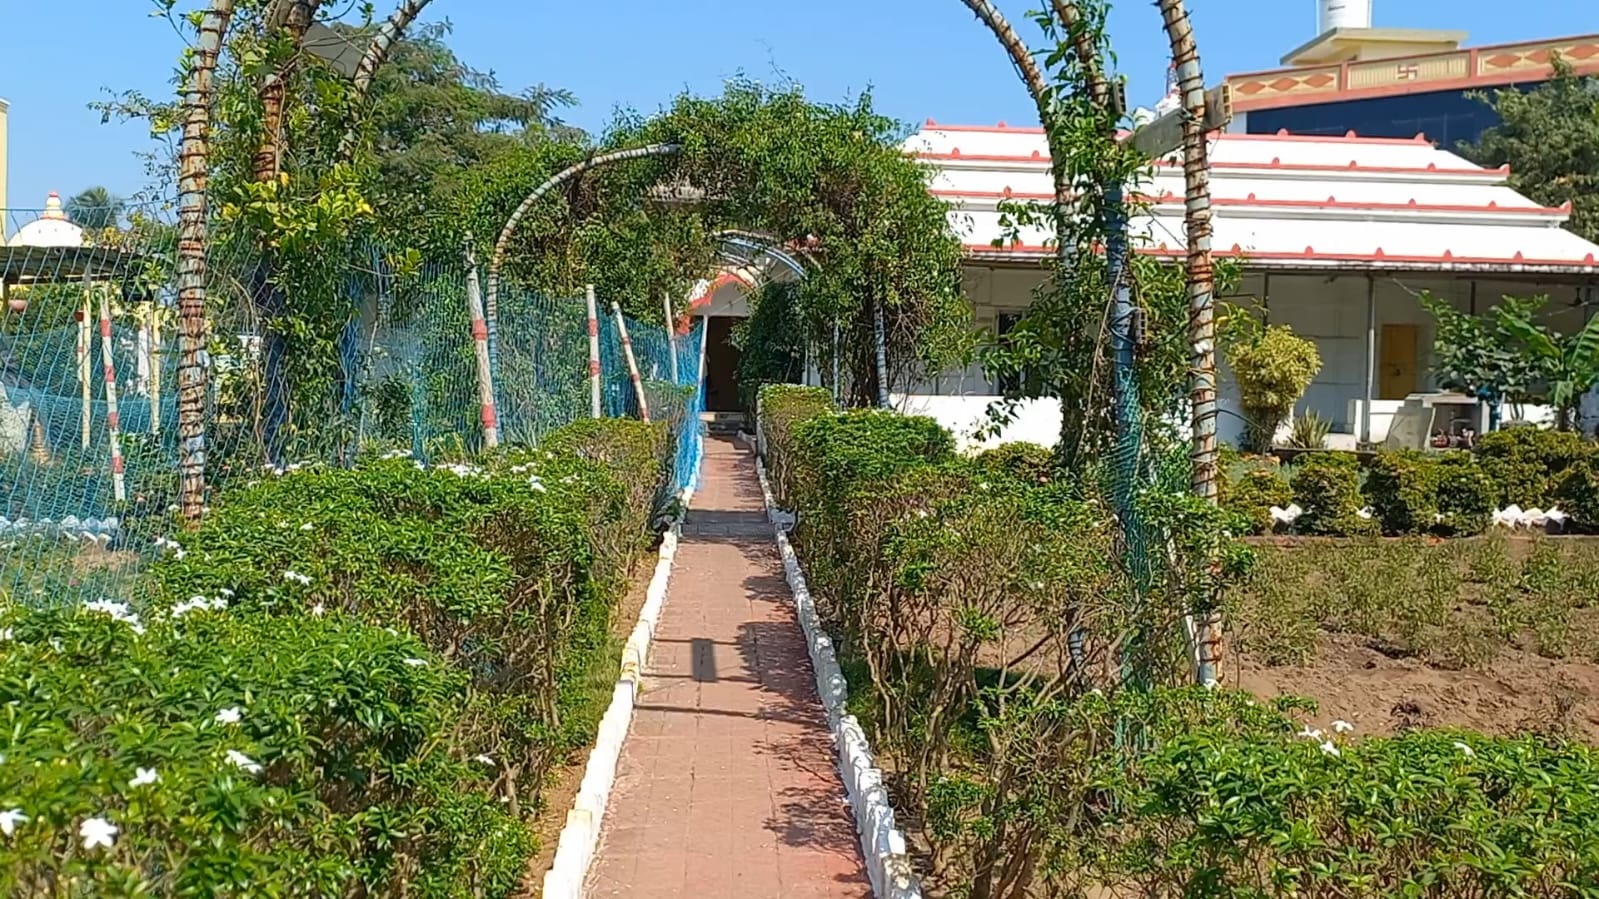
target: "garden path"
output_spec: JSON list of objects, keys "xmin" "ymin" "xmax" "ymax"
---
[{"xmin": 586, "ymin": 437, "xmax": 870, "ymax": 898}]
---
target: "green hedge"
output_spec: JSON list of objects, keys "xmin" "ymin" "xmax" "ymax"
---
[
  {"xmin": 1556, "ymin": 456, "xmax": 1599, "ymax": 534},
  {"xmin": 1366, "ymin": 449, "xmax": 1495, "ymax": 537},
  {"xmin": 756, "ymin": 384, "xmax": 835, "ymax": 509},
  {"xmin": 1475, "ymin": 426, "xmax": 1593, "ymax": 508},
  {"xmin": 0, "ymin": 418, "xmax": 671, "ymax": 896},
  {"xmin": 1219, "ymin": 450, "xmax": 1293, "ymax": 536},
  {"xmin": 1289, "ymin": 452, "xmax": 1375, "ymax": 536}
]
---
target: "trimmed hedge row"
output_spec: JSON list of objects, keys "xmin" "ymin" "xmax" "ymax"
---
[
  {"xmin": 0, "ymin": 419, "xmax": 673, "ymax": 897},
  {"xmin": 758, "ymin": 383, "xmax": 1599, "ymax": 898},
  {"xmin": 1223, "ymin": 428, "xmax": 1599, "ymax": 537}
]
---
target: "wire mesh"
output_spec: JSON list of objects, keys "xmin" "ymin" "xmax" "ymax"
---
[{"xmin": 0, "ymin": 202, "xmax": 706, "ymax": 609}]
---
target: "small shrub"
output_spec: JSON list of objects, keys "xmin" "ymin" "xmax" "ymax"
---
[
  {"xmin": 1366, "ymin": 449, "xmax": 1494, "ymax": 536},
  {"xmin": 1287, "ymin": 409, "xmax": 1331, "ymax": 449},
  {"xmin": 1289, "ymin": 452, "xmax": 1373, "ymax": 535},
  {"xmin": 1475, "ymin": 426, "xmax": 1592, "ymax": 507},
  {"xmin": 1555, "ymin": 455, "xmax": 1599, "ymax": 533},
  {"xmin": 1226, "ymin": 324, "xmax": 1323, "ymax": 453},
  {"xmin": 972, "ymin": 441, "xmax": 1055, "ymax": 487},
  {"xmin": 1219, "ymin": 454, "xmax": 1293, "ymax": 535}
]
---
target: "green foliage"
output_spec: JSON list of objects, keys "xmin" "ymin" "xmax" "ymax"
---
[
  {"xmin": 971, "ymin": 441, "xmax": 1057, "ymax": 487},
  {"xmin": 1475, "ymin": 426, "xmax": 1593, "ymax": 507},
  {"xmin": 0, "ymin": 603, "xmax": 531, "ymax": 896},
  {"xmin": 1233, "ymin": 535, "xmax": 1599, "ymax": 668},
  {"xmin": 1286, "ymin": 409, "xmax": 1330, "ymax": 449},
  {"xmin": 1224, "ymin": 316, "xmax": 1323, "ymax": 453},
  {"xmin": 733, "ymin": 282, "xmax": 806, "ymax": 412},
  {"xmin": 1462, "ymin": 54, "xmax": 1599, "ymax": 245},
  {"xmin": 755, "ymin": 383, "xmax": 835, "ymax": 508},
  {"xmin": 1219, "ymin": 452, "xmax": 1294, "ymax": 535},
  {"xmin": 1556, "ymin": 455, "xmax": 1599, "ymax": 533},
  {"xmin": 1289, "ymin": 452, "xmax": 1375, "ymax": 536},
  {"xmin": 1366, "ymin": 449, "xmax": 1495, "ymax": 537},
  {"xmin": 1495, "ymin": 297, "xmax": 1599, "ymax": 429},
  {"xmin": 1084, "ymin": 687, "xmax": 1599, "ymax": 897},
  {"xmin": 1420, "ymin": 292, "xmax": 1546, "ymax": 407}
]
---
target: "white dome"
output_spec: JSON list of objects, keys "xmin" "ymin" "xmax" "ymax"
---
[{"xmin": 8, "ymin": 192, "xmax": 85, "ymax": 248}]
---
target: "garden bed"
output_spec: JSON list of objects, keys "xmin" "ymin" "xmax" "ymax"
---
[{"xmin": 1233, "ymin": 534, "xmax": 1599, "ymax": 741}]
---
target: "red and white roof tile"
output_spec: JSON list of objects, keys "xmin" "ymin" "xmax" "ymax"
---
[{"xmin": 907, "ymin": 122, "xmax": 1599, "ymax": 273}]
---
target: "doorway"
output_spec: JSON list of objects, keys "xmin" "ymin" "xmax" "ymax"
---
[
  {"xmin": 1379, "ymin": 323, "xmax": 1419, "ymax": 400},
  {"xmin": 703, "ymin": 316, "xmax": 744, "ymax": 413}
]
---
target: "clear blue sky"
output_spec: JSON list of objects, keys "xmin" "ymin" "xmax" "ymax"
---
[{"xmin": 1, "ymin": 0, "xmax": 1592, "ymax": 211}]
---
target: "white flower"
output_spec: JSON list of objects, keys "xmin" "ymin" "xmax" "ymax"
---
[
  {"xmin": 0, "ymin": 627, "xmax": 11, "ymax": 641},
  {"xmin": 299, "ymin": 522, "xmax": 314, "ymax": 532},
  {"xmin": 0, "ymin": 809, "xmax": 26, "ymax": 837},
  {"xmin": 282, "ymin": 570, "xmax": 312, "ymax": 587},
  {"xmin": 1319, "ymin": 740, "xmax": 1340, "ymax": 757},
  {"xmin": 215, "ymin": 707, "xmax": 242, "ymax": 725},
  {"xmin": 403, "ymin": 657, "xmax": 427, "ymax": 667},
  {"xmin": 528, "ymin": 478, "xmax": 547, "ymax": 493},
  {"xmin": 218, "ymin": 588, "xmax": 235, "ymax": 599},
  {"xmin": 311, "ymin": 603, "xmax": 326, "ymax": 617},
  {"xmin": 1332, "ymin": 719, "xmax": 1354, "ymax": 734},
  {"xmin": 79, "ymin": 816, "xmax": 117, "ymax": 850},
  {"xmin": 1202, "ymin": 678, "xmax": 1219, "ymax": 690},
  {"xmin": 129, "ymin": 767, "xmax": 159, "ymax": 788},
  {"xmin": 1297, "ymin": 725, "xmax": 1323, "ymax": 740},
  {"xmin": 1454, "ymin": 741, "xmax": 1475, "ymax": 758},
  {"xmin": 225, "ymin": 749, "xmax": 263, "ymax": 774},
  {"xmin": 474, "ymin": 754, "xmax": 495, "ymax": 766}
]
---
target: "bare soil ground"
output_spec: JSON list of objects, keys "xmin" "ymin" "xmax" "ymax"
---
[{"xmin": 1232, "ymin": 535, "xmax": 1599, "ymax": 743}]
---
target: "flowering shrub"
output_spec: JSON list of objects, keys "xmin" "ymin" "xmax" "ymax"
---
[{"xmin": 0, "ymin": 603, "xmax": 531, "ymax": 896}]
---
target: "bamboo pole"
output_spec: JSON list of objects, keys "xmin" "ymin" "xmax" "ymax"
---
[
  {"xmin": 79, "ymin": 279, "xmax": 92, "ymax": 451},
  {"xmin": 662, "ymin": 292, "xmax": 680, "ymax": 383},
  {"xmin": 98, "ymin": 290, "xmax": 126, "ymax": 502},
  {"xmin": 612, "ymin": 302, "xmax": 650, "ymax": 422},
  {"xmin": 150, "ymin": 310, "xmax": 162, "ymax": 435},
  {"xmin": 463, "ymin": 241, "xmax": 499, "ymax": 448},
  {"xmin": 586, "ymin": 285, "xmax": 602, "ymax": 419}
]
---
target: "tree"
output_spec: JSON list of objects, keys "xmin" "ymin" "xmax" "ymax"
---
[
  {"xmin": 1496, "ymin": 297, "xmax": 1599, "ymax": 430},
  {"xmin": 1420, "ymin": 293, "xmax": 1545, "ymax": 427},
  {"xmin": 1461, "ymin": 56, "xmax": 1599, "ymax": 245},
  {"xmin": 64, "ymin": 187, "xmax": 125, "ymax": 230}
]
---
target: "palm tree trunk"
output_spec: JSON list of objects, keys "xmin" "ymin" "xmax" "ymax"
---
[{"xmin": 176, "ymin": 0, "xmax": 238, "ymax": 524}]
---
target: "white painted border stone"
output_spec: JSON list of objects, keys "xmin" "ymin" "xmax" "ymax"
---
[
  {"xmin": 738, "ymin": 430, "xmax": 922, "ymax": 899},
  {"xmin": 540, "ymin": 467, "xmax": 700, "ymax": 899}
]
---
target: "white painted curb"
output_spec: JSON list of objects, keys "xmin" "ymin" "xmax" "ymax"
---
[
  {"xmin": 540, "ymin": 469, "xmax": 699, "ymax": 899},
  {"xmin": 739, "ymin": 432, "xmax": 922, "ymax": 899}
]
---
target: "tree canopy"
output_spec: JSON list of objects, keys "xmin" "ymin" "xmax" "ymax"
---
[{"xmin": 1461, "ymin": 56, "xmax": 1599, "ymax": 245}]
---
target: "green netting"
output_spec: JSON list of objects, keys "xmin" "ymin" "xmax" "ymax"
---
[{"xmin": 0, "ymin": 203, "xmax": 705, "ymax": 609}]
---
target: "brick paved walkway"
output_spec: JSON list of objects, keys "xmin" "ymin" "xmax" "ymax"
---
[{"xmin": 586, "ymin": 437, "xmax": 870, "ymax": 898}]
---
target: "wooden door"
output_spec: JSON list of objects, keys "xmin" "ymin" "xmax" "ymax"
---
[{"xmin": 1379, "ymin": 323, "xmax": 1419, "ymax": 400}]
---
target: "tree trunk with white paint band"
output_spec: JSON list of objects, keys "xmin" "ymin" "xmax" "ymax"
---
[
  {"xmin": 176, "ymin": 0, "xmax": 237, "ymax": 524},
  {"xmin": 586, "ymin": 284, "xmax": 603, "ymax": 419},
  {"xmin": 463, "ymin": 243, "xmax": 499, "ymax": 447},
  {"xmin": 612, "ymin": 301, "xmax": 650, "ymax": 423},
  {"xmin": 1158, "ymin": 0, "xmax": 1225, "ymax": 683},
  {"xmin": 99, "ymin": 290, "xmax": 126, "ymax": 503}
]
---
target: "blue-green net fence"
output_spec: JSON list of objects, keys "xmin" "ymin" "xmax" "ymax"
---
[{"xmin": 0, "ymin": 203, "xmax": 706, "ymax": 608}]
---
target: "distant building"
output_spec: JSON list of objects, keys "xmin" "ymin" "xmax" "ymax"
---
[{"xmin": 1223, "ymin": 0, "xmax": 1599, "ymax": 147}]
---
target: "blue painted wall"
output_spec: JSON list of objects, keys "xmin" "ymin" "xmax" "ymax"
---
[{"xmin": 1245, "ymin": 83, "xmax": 1537, "ymax": 148}]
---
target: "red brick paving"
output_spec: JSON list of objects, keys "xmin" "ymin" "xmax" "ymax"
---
[{"xmin": 586, "ymin": 437, "xmax": 871, "ymax": 898}]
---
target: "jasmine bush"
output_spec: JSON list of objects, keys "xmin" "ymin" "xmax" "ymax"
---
[{"xmin": 0, "ymin": 417, "xmax": 673, "ymax": 896}]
